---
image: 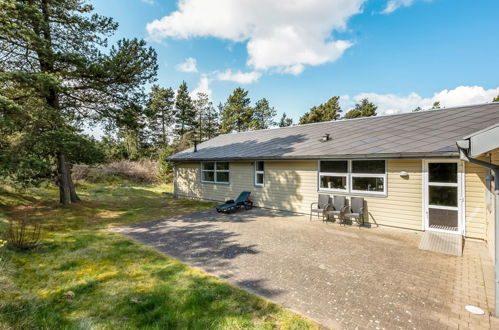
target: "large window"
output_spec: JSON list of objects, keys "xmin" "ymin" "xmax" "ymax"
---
[
  {"xmin": 201, "ymin": 162, "xmax": 229, "ymax": 184},
  {"xmin": 318, "ymin": 160, "xmax": 386, "ymax": 195},
  {"xmin": 255, "ymin": 161, "xmax": 265, "ymax": 187}
]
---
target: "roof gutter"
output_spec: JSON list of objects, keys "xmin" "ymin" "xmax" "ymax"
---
[
  {"xmin": 168, "ymin": 151, "xmax": 460, "ymax": 162},
  {"xmin": 456, "ymin": 138, "xmax": 499, "ymax": 317}
]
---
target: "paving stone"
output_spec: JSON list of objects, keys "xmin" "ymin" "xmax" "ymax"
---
[{"xmin": 115, "ymin": 208, "xmax": 495, "ymax": 329}]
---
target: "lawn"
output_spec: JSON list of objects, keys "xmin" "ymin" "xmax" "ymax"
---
[{"xmin": 0, "ymin": 183, "xmax": 316, "ymax": 329}]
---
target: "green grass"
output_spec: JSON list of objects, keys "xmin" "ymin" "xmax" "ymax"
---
[{"xmin": 0, "ymin": 182, "xmax": 316, "ymax": 329}]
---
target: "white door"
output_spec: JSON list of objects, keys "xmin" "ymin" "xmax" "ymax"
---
[{"xmin": 423, "ymin": 160, "xmax": 464, "ymax": 234}]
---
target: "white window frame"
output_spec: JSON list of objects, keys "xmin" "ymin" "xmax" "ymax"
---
[
  {"xmin": 254, "ymin": 161, "xmax": 265, "ymax": 187},
  {"xmin": 318, "ymin": 160, "xmax": 349, "ymax": 193},
  {"xmin": 201, "ymin": 161, "xmax": 230, "ymax": 184},
  {"xmin": 318, "ymin": 160, "xmax": 387, "ymax": 196}
]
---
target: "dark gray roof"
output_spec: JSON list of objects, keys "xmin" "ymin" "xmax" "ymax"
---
[{"xmin": 169, "ymin": 102, "xmax": 499, "ymax": 161}]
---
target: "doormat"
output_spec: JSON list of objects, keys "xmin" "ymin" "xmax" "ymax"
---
[{"xmin": 419, "ymin": 231, "xmax": 463, "ymax": 256}]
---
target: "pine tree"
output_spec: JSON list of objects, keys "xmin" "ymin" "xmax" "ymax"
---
[
  {"xmin": 174, "ymin": 81, "xmax": 196, "ymax": 138},
  {"xmin": 299, "ymin": 96, "xmax": 342, "ymax": 124},
  {"xmin": 146, "ymin": 85, "xmax": 175, "ymax": 148},
  {"xmin": 203, "ymin": 100, "xmax": 220, "ymax": 140},
  {"xmin": 279, "ymin": 113, "xmax": 293, "ymax": 127},
  {"xmin": 0, "ymin": 0, "xmax": 157, "ymax": 204},
  {"xmin": 344, "ymin": 98, "xmax": 378, "ymax": 119},
  {"xmin": 251, "ymin": 98, "xmax": 276, "ymax": 130},
  {"xmin": 220, "ymin": 87, "xmax": 253, "ymax": 133},
  {"xmin": 412, "ymin": 106, "xmax": 422, "ymax": 112},
  {"xmin": 193, "ymin": 92, "xmax": 217, "ymax": 141}
]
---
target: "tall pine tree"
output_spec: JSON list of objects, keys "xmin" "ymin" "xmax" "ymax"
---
[
  {"xmin": 220, "ymin": 87, "xmax": 253, "ymax": 133},
  {"xmin": 146, "ymin": 85, "xmax": 175, "ymax": 149},
  {"xmin": 174, "ymin": 81, "xmax": 196, "ymax": 138},
  {"xmin": 193, "ymin": 92, "xmax": 219, "ymax": 140},
  {"xmin": 0, "ymin": 0, "xmax": 157, "ymax": 204},
  {"xmin": 251, "ymin": 98, "xmax": 276, "ymax": 130}
]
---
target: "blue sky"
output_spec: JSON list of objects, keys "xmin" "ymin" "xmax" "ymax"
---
[{"xmin": 91, "ymin": 0, "xmax": 499, "ymax": 120}]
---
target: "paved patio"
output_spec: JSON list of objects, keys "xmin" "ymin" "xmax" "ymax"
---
[{"xmin": 115, "ymin": 208, "xmax": 497, "ymax": 329}]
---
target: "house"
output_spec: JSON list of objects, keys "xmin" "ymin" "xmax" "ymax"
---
[{"xmin": 169, "ymin": 102, "xmax": 499, "ymax": 252}]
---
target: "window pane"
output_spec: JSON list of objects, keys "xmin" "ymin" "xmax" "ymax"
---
[
  {"xmin": 256, "ymin": 161, "xmax": 264, "ymax": 171},
  {"xmin": 320, "ymin": 161, "xmax": 348, "ymax": 173},
  {"xmin": 202, "ymin": 162, "xmax": 215, "ymax": 170},
  {"xmin": 429, "ymin": 186, "xmax": 457, "ymax": 207},
  {"xmin": 216, "ymin": 162, "xmax": 229, "ymax": 170},
  {"xmin": 320, "ymin": 175, "xmax": 347, "ymax": 190},
  {"xmin": 256, "ymin": 173, "xmax": 264, "ymax": 185},
  {"xmin": 216, "ymin": 171, "xmax": 229, "ymax": 183},
  {"xmin": 351, "ymin": 160, "xmax": 385, "ymax": 174},
  {"xmin": 429, "ymin": 163, "xmax": 457, "ymax": 183},
  {"xmin": 352, "ymin": 177, "xmax": 384, "ymax": 192},
  {"xmin": 202, "ymin": 171, "xmax": 215, "ymax": 182}
]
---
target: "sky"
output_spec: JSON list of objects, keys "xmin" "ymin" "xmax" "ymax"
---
[{"xmin": 90, "ymin": 0, "xmax": 499, "ymax": 121}]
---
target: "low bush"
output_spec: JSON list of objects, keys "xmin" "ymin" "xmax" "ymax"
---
[
  {"xmin": 73, "ymin": 159, "xmax": 160, "ymax": 184},
  {"xmin": 4, "ymin": 218, "xmax": 41, "ymax": 251}
]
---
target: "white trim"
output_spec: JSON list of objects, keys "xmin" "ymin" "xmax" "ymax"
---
[
  {"xmin": 317, "ymin": 159, "xmax": 387, "ymax": 196},
  {"xmin": 422, "ymin": 159, "xmax": 465, "ymax": 235},
  {"xmin": 201, "ymin": 161, "xmax": 230, "ymax": 184},
  {"xmin": 254, "ymin": 161, "xmax": 265, "ymax": 187}
]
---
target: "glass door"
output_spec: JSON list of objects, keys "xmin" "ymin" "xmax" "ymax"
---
[{"xmin": 425, "ymin": 161, "xmax": 462, "ymax": 234}]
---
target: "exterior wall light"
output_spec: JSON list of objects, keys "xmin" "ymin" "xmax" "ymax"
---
[{"xmin": 399, "ymin": 171, "xmax": 409, "ymax": 178}]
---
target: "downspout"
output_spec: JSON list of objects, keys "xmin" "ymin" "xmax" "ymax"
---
[{"xmin": 457, "ymin": 140, "xmax": 499, "ymax": 317}]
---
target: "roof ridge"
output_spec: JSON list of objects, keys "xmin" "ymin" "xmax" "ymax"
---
[{"xmin": 216, "ymin": 101, "xmax": 499, "ymax": 137}]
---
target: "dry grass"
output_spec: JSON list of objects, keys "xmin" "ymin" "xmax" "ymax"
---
[{"xmin": 73, "ymin": 159, "xmax": 160, "ymax": 184}]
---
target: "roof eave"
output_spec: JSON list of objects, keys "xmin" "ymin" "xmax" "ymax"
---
[{"xmin": 168, "ymin": 151, "xmax": 459, "ymax": 162}]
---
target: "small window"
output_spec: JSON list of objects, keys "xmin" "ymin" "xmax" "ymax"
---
[
  {"xmin": 255, "ymin": 161, "xmax": 264, "ymax": 186},
  {"xmin": 351, "ymin": 160, "xmax": 385, "ymax": 174},
  {"xmin": 320, "ymin": 160, "xmax": 348, "ymax": 173},
  {"xmin": 201, "ymin": 161, "xmax": 229, "ymax": 184}
]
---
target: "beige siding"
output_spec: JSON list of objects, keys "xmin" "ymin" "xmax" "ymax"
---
[
  {"xmin": 465, "ymin": 161, "xmax": 487, "ymax": 239},
  {"xmin": 485, "ymin": 148, "xmax": 499, "ymax": 258},
  {"xmin": 174, "ymin": 158, "xmax": 491, "ymax": 239},
  {"xmin": 174, "ymin": 159, "xmax": 423, "ymax": 231}
]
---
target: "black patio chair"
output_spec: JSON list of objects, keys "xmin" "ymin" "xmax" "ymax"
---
[
  {"xmin": 216, "ymin": 191, "xmax": 253, "ymax": 213},
  {"xmin": 344, "ymin": 197, "xmax": 365, "ymax": 227},
  {"xmin": 326, "ymin": 196, "xmax": 348, "ymax": 223},
  {"xmin": 310, "ymin": 194, "xmax": 330, "ymax": 221}
]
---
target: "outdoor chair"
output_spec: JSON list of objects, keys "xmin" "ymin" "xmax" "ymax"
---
[
  {"xmin": 326, "ymin": 196, "xmax": 348, "ymax": 223},
  {"xmin": 216, "ymin": 191, "xmax": 253, "ymax": 213},
  {"xmin": 310, "ymin": 194, "xmax": 330, "ymax": 221},
  {"xmin": 344, "ymin": 197, "xmax": 365, "ymax": 227}
]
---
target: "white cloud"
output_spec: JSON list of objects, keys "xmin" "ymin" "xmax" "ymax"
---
[
  {"xmin": 176, "ymin": 57, "xmax": 198, "ymax": 73},
  {"xmin": 147, "ymin": 0, "xmax": 365, "ymax": 74},
  {"xmin": 345, "ymin": 86, "xmax": 499, "ymax": 115},
  {"xmin": 191, "ymin": 74, "xmax": 212, "ymax": 100},
  {"xmin": 381, "ymin": 0, "xmax": 430, "ymax": 14},
  {"xmin": 216, "ymin": 69, "xmax": 261, "ymax": 84}
]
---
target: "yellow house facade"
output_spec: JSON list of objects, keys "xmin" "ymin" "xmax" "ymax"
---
[{"xmin": 169, "ymin": 103, "xmax": 499, "ymax": 258}]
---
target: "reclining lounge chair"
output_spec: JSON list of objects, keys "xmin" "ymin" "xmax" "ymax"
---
[{"xmin": 216, "ymin": 191, "xmax": 253, "ymax": 213}]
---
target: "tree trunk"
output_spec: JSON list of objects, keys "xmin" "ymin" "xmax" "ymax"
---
[
  {"xmin": 68, "ymin": 164, "xmax": 80, "ymax": 202},
  {"xmin": 57, "ymin": 152, "xmax": 71, "ymax": 205}
]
